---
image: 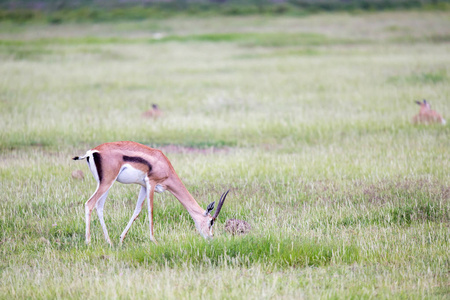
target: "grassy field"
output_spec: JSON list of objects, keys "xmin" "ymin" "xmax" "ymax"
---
[{"xmin": 0, "ymin": 11, "xmax": 449, "ymax": 299}]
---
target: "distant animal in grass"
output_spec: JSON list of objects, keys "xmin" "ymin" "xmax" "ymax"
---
[
  {"xmin": 224, "ymin": 219, "xmax": 251, "ymax": 235},
  {"xmin": 71, "ymin": 169, "xmax": 84, "ymax": 180},
  {"xmin": 412, "ymin": 99, "xmax": 446, "ymax": 125},
  {"xmin": 142, "ymin": 104, "xmax": 162, "ymax": 119}
]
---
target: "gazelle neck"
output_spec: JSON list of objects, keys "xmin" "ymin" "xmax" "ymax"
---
[{"xmin": 167, "ymin": 178, "xmax": 206, "ymax": 222}]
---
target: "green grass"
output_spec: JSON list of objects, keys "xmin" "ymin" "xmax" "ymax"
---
[{"xmin": 0, "ymin": 11, "xmax": 449, "ymax": 299}]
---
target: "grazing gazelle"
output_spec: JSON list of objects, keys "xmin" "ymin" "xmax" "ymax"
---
[
  {"xmin": 142, "ymin": 104, "xmax": 162, "ymax": 119},
  {"xmin": 412, "ymin": 99, "xmax": 446, "ymax": 125},
  {"xmin": 73, "ymin": 141, "xmax": 229, "ymax": 245}
]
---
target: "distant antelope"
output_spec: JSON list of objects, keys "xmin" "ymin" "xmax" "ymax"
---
[
  {"xmin": 142, "ymin": 104, "xmax": 162, "ymax": 119},
  {"xmin": 412, "ymin": 99, "xmax": 446, "ymax": 125},
  {"xmin": 73, "ymin": 141, "xmax": 229, "ymax": 245}
]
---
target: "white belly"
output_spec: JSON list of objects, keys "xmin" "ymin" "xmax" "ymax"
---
[{"xmin": 116, "ymin": 164, "xmax": 146, "ymax": 185}]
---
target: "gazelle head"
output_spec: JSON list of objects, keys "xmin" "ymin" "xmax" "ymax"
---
[
  {"xmin": 416, "ymin": 99, "xmax": 431, "ymax": 111},
  {"xmin": 198, "ymin": 190, "xmax": 229, "ymax": 239}
]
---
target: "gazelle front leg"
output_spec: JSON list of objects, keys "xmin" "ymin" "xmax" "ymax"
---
[
  {"xmin": 119, "ymin": 186, "xmax": 147, "ymax": 245},
  {"xmin": 146, "ymin": 178, "xmax": 158, "ymax": 244}
]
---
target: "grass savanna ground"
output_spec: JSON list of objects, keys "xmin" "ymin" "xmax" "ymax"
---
[{"xmin": 0, "ymin": 11, "xmax": 449, "ymax": 299}]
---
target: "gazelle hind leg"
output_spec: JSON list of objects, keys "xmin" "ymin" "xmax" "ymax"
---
[
  {"xmin": 96, "ymin": 190, "xmax": 112, "ymax": 246},
  {"xmin": 120, "ymin": 186, "xmax": 147, "ymax": 245},
  {"xmin": 85, "ymin": 180, "xmax": 115, "ymax": 244},
  {"xmin": 146, "ymin": 178, "xmax": 158, "ymax": 244}
]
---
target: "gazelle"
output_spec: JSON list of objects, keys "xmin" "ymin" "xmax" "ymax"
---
[
  {"xmin": 142, "ymin": 104, "xmax": 162, "ymax": 119},
  {"xmin": 412, "ymin": 99, "xmax": 446, "ymax": 125},
  {"xmin": 73, "ymin": 141, "xmax": 229, "ymax": 245}
]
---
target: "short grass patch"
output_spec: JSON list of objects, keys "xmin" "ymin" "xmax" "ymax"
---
[{"xmin": 120, "ymin": 235, "xmax": 360, "ymax": 268}]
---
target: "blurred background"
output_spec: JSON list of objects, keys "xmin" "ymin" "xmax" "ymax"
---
[{"xmin": 1, "ymin": 0, "xmax": 448, "ymax": 23}]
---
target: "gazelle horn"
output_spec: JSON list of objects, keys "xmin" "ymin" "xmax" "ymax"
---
[{"xmin": 212, "ymin": 190, "xmax": 229, "ymax": 220}]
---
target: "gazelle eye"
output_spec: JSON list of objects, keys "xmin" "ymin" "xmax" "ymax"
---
[{"xmin": 210, "ymin": 219, "xmax": 214, "ymax": 227}]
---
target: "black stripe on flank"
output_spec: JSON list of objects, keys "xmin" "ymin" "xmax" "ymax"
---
[
  {"xmin": 93, "ymin": 152, "xmax": 103, "ymax": 182},
  {"xmin": 123, "ymin": 155, "xmax": 152, "ymax": 173}
]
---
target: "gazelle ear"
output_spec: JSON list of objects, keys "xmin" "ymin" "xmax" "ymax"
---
[{"xmin": 204, "ymin": 201, "xmax": 215, "ymax": 216}]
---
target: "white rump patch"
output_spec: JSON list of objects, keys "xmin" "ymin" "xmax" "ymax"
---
[{"xmin": 86, "ymin": 150, "xmax": 100, "ymax": 182}]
